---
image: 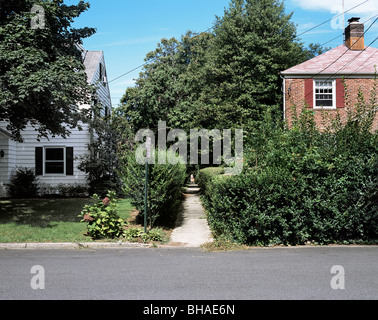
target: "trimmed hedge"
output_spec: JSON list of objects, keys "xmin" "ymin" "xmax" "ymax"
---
[
  {"xmin": 201, "ymin": 154, "xmax": 378, "ymax": 246},
  {"xmin": 120, "ymin": 149, "xmax": 187, "ymax": 227}
]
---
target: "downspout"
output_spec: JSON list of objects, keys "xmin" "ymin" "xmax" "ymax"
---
[{"xmin": 280, "ymin": 74, "xmax": 286, "ymax": 120}]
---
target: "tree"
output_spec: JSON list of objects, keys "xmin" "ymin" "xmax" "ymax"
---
[
  {"xmin": 78, "ymin": 105, "xmax": 134, "ymax": 196},
  {"xmin": 0, "ymin": 0, "xmax": 96, "ymax": 142},
  {"xmin": 196, "ymin": 0, "xmax": 312, "ymax": 129},
  {"xmin": 120, "ymin": 0, "xmax": 325, "ymax": 134}
]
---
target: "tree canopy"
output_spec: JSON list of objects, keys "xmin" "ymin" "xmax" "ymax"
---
[
  {"xmin": 0, "ymin": 0, "xmax": 96, "ymax": 142},
  {"xmin": 120, "ymin": 0, "xmax": 325, "ymax": 134}
]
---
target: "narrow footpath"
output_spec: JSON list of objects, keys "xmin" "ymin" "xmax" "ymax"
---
[{"xmin": 168, "ymin": 184, "xmax": 213, "ymax": 247}]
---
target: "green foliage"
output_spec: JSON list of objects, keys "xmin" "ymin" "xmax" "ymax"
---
[
  {"xmin": 124, "ymin": 227, "xmax": 143, "ymax": 241},
  {"xmin": 79, "ymin": 191, "xmax": 125, "ymax": 239},
  {"xmin": 197, "ymin": 167, "xmax": 225, "ymax": 195},
  {"xmin": 6, "ymin": 167, "xmax": 39, "ymax": 198},
  {"xmin": 120, "ymin": 149, "xmax": 186, "ymax": 227},
  {"xmin": 0, "ymin": 0, "xmax": 96, "ymax": 142},
  {"xmin": 201, "ymin": 90, "xmax": 378, "ymax": 245},
  {"xmin": 147, "ymin": 227, "xmax": 165, "ymax": 242},
  {"xmin": 123, "ymin": 227, "xmax": 165, "ymax": 243},
  {"xmin": 78, "ymin": 105, "xmax": 133, "ymax": 196},
  {"xmin": 120, "ymin": 0, "xmax": 324, "ymax": 135}
]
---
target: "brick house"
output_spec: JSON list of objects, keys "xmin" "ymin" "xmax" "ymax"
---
[{"xmin": 281, "ymin": 18, "xmax": 378, "ymax": 131}]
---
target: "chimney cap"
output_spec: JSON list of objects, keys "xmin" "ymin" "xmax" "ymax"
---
[{"xmin": 348, "ymin": 17, "xmax": 361, "ymax": 23}]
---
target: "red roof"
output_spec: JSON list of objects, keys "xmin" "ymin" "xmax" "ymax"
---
[{"xmin": 281, "ymin": 44, "xmax": 378, "ymax": 77}]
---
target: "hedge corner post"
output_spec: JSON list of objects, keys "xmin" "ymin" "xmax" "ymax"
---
[{"xmin": 144, "ymin": 136, "xmax": 152, "ymax": 234}]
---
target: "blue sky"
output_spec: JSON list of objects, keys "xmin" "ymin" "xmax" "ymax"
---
[{"xmin": 69, "ymin": 0, "xmax": 378, "ymax": 108}]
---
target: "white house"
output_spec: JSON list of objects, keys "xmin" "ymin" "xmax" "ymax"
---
[{"xmin": 0, "ymin": 45, "xmax": 112, "ymax": 197}]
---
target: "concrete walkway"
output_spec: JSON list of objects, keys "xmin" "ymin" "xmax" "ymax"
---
[{"xmin": 169, "ymin": 184, "xmax": 213, "ymax": 247}]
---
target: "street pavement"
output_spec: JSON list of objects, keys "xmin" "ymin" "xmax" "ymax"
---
[{"xmin": 0, "ymin": 245, "xmax": 377, "ymax": 300}]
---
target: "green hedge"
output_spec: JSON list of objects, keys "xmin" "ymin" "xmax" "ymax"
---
[
  {"xmin": 120, "ymin": 149, "xmax": 186, "ymax": 227},
  {"xmin": 197, "ymin": 167, "xmax": 224, "ymax": 195},
  {"xmin": 200, "ymin": 104, "xmax": 378, "ymax": 245},
  {"xmin": 201, "ymin": 155, "xmax": 378, "ymax": 246}
]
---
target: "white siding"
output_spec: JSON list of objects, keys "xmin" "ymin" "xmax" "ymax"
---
[
  {"xmin": 0, "ymin": 132, "xmax": 16, "ymax": 197},
  {"xmin": 0, "ymin": 48, "xmax": 112, "ymax": 197},
  {"xmin": 15, "ymin": 122, "xmax": 91, "ymax": 187}
]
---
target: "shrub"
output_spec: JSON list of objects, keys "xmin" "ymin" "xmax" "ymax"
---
[
  {"xmin": 120, "ymin": 149, "xmax": 186, "ymax": 227},
  {"xmin": 7, "ymin": 167, "xmax": 39, "ymax": 198},
  {"xmin": 124, "ymin": 227, "xmax": 144, "ymax": 241},
  {"xmin": 197, "ymin": 167, "xmax": 224, "ymax": 195},
  {"xmin": 201, "ymin": 103, "xmax": 378, "ymax": 246},
  {"xmin": 78, "ymin": 191, "xmax": 125, "ymax": 239},
  {"xmin": 147, "ymin": 227, "xmax": 165, "ymax": 242}
]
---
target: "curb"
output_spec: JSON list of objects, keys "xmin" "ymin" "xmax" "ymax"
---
[{"xmin": 0, "ymin": 242, "xmax": 151, "ymax": 250}]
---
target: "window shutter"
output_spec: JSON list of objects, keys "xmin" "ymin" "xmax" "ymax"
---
[
  {"xmin": 35, "ymin": 147, "xmax": 43, "ymax": 176},
  {"xmin": 304, "ymin": 79, "xmax": 313, "ymax": 108},
  {"xmin": 66, "ymin": 147, "xmax": 74, "ymax": 176},
  {"xmin": 336, "ymin": 78, "xmax": 345, "ymax": 108}
]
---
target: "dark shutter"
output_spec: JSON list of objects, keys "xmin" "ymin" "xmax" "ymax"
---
[
  {"xmin": 304, "ymin": 78, "xmax": 313, "ymax": 108},
  {"xmin": 336, "ymin": 78, "xmax": 345, "ymax": 108},
  {"xmin": 66, "ymin": 147, "xmax": 74, "ymax": 176},
  {"xmin": 35, "ymin": 147, "xmax": 43, "ymax": 176}
]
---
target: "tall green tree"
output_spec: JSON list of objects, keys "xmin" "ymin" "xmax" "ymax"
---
[
  {"xmin": 121, "ymin": 0, "xmax": 323, "ymax": 134},
  {"xmin": 196, "ymin": 0, "xmax": 311, "ymax": 129},
  {"xmin": 0, "ymin": 0, "xmax": 96, "ymax": 142}
]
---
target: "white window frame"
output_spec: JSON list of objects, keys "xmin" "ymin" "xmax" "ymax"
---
[
  {"xmin": 313, "ymin": 79, "xmax": 336, "ymax": 109},
  {"xmin": 43, "ymin": 146, "xmax": 66, "ymax": 176}
]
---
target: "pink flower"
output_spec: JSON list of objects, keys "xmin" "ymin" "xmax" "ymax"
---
[
  {"xmin": 84, "ymin": 214, "xmax": 94, "ymax": 222},
  {"xmin": 102, "ymin": 197, "xmax": 110, "ymax": 206}
]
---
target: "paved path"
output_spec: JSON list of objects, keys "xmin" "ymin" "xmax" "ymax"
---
[{"xmin": 169, "ymin": 184, "xmax": 213, "ymax": 247}]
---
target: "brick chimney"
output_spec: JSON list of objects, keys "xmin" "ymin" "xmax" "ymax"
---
[{"xmin": 345, "ymin": 17, "xmax": 364, "ymax": 50}]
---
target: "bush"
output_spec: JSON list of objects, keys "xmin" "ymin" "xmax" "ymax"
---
[
  {"xmin": 39, "ymin": 183, "xmax": 89, "ymax": 198},
  {"xmin": 120, "ymin": 149, "xmax": 186, "ymax": 227},
  {"xmin": 7, "ymin": 167, "xmax": 39, "ymax": 198},
  {"xmin": 201, "ymin": 103, "xmax": 378, "ymax": 246},
  {"xmin": 78, "ymin": 191, "xmax": 125, "ymax": 239},
  {"xmin": 197, "ymin": 167, "xmax": 224, "ymax": 195}
]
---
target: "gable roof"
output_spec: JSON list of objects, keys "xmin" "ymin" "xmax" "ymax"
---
[
  {"xmin": 83, "ymin": 51, "xmax": 104, "ymax": 84},
  {"xmin": 281, "ymin": 44, "xmax": 378, "ymax": 77}
]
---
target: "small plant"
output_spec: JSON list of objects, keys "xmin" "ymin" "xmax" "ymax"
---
[
  {"xmin": 7, "ymin": 167, "xmax": 39, "ymax": 198},
  {"xmin": 79, "ymin": 191, "xmax": 125, "ymax": 239},
  {"xmin": 124, "ymin": 227, "xmax": 144, "ymax": 241},
  {"xmin": 147, "ymin": 228, "xmax": 165, "ymax": 242}
]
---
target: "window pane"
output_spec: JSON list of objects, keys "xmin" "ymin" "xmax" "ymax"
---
[
  {"xmin": 45, "ymin": 162, "xmax": 64, "ymax": 174},
  {"xmin": 316, "ymin": 100, "xmax": 333, "ymax": 107},
  {"xmin": 46, "ymin": 148, "xmax": 64, "ymax": 161}
]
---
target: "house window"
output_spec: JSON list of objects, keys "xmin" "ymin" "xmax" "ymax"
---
[
  {"xmin": 45, "ymin": 147, "xmax": 65, "ymax": 174},
  {"xmin": 35, "ymin": 147, "xmax": 74, "ymax": 176},
  {"xmin": 314, "ymin": 80, "xmax": 335, "ymax": 108}
]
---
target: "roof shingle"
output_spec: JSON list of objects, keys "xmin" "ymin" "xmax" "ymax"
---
[{"xmin": 281, "ymin": 44, "xmax": 378, "ymax": 76}]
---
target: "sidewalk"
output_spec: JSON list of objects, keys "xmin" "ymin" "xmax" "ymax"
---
[{"xmin": 168, "ymin": 184, "xmax": 214, "ymax": 247}]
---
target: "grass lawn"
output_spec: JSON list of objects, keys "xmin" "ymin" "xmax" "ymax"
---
[{"xmin": 0, "ymin": 198, "xmax": 134, "ymax": 243}]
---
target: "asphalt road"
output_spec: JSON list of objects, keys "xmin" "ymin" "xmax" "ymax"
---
[{"xmin": 0, "ymin": 246, "xmax": 377, "ymax": 300}]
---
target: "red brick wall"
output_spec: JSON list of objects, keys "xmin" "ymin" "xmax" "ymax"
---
[{"xmin": 284, "ymin": 78, "xmax": 378, "ymax": 132}]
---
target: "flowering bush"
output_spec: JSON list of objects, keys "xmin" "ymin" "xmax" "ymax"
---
[{"xmin": 79, "ymin": 191, "xmax": 125, "ymax": 239}]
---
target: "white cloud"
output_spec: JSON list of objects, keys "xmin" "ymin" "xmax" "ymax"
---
[{"xmin": 292, "ymin": 0, "xmax": 378, "ymax": 13}]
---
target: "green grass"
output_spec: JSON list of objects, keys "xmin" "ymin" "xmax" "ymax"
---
[{"xmin": 0, "ymin": 198, "xmax": 134, "ymax": 243}]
